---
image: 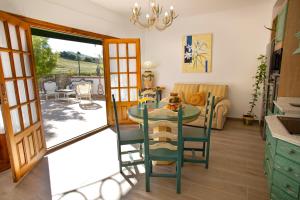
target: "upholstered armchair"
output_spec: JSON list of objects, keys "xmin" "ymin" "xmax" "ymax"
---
[{"xmin": 162, "ymin": 83, "xmax": 231, "ymax": 130}]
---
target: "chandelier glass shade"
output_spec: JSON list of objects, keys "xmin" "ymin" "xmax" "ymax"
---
[{"xmin": 130, "ymin": 1, "xmax": 178, "ymax": 31}]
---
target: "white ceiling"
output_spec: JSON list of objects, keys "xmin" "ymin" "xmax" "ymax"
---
[{"xmin": 89, "ymin": 0, "xmax": 274, "ymax": 17}]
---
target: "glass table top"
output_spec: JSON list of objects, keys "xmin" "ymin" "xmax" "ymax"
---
[{"xmin": 128, "ymin": 102, "xmax": 200, "ymax": 121}]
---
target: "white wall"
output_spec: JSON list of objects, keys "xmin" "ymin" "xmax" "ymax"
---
[
  {"xmin": 143, "ymin": 2, "xmax": 274, "ymax": 118},
  {"xmin": 0, "ymin": 0, "xmax": 143, "ymax": 38}
]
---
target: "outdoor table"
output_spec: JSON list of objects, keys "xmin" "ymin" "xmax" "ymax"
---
[
  {"xmin": 55, "ymin": 89, "xmax": 75, "ymax": 102},
  {"xmin": 128, "ymin": 102, "xmax": 200, "ymax": 165}
]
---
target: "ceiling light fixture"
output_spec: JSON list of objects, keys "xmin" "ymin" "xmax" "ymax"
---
[{"xmin": 130, "ymin": 0, "xmax": 178, "ymax": 31}]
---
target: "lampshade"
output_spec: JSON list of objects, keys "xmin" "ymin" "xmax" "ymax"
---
[{"xmin": 142, "ymin": 61, "xmax": 155, "ymax": 69}]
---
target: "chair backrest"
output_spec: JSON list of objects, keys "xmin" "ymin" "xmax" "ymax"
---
[
  {"xmin": 43, "ymin": 81, "xmax": 57, "ymax": 93},
  {"xmin": 138, "ymin": 89, "xmax": 158, "ymax": 104},
  {"xmin": 143, "ymin": 105, "xmax": 183, "ymax": 159},
  {"xmin": 76, "ymin": 83, "xmax": 92, "ymax": 95},
  {"xmin": 112, "ymin": 94, "xmax": 121, "ymax": 136},
  {"xmin": 203, "ymin": 93, "xmax": 215, "ymax": 135}
]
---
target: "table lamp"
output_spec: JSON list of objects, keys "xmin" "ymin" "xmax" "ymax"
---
[{"xmin": 142, "ymin": 61, "xmax": 155, "ymax": 89}]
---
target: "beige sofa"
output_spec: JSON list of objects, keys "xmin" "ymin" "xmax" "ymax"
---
[{"xmin": 164, "ymin": 83, "xmax": 230, "ymax": 130}]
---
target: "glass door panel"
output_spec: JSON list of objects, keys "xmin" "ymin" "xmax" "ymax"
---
[
  {"xmin": 10, "ymin": 108, "xmax": 21, "ymax": 134},
  {"xmin": 109, "ymin": 44, "xmax": 117, "ymax": 57},
  {"xmin": 21, "ymin": 105, "xmax": 30, "ymax": 128},
  {"xmin": 129, "ymin": 88, "xmax": 137, "ymax": 101},
  {"xmin": 129, "ymin": 59, "xmax": 136, "ymax": 72},
  {"xmin": 129, "ymin": 74, "xmax": 137, "ymax": 87},
  {"xmin": 23, "ymin": 55, "xmax": 31, "ymax": 76},
  {"xmin": 120, "ymin": 74, "xmax": 128, "ymax": 87},
  {"xmin": 5, "ymin": 81, "xmax": 17, "ymax": 107},
  {"xmin": 0, "ymin": 21, "xmax": 7, "ymax": 48},
  {"xmin": 13, "ymin": 53, "xmax": 23, "ymax": 77},
  {"xmin": 120, "ymin": 89, "xmax": 128, "ymax": 101},
  {"xmin": 128, "ymin": 43, "xmax": 136, "ymax": 57},
  {"xmin": 19, "ymin": 28, "xmax": 28, "ymax": 52},
  {"xmin": 17, "ymin": 80, "xmax": 27, "ymax": 103},
  {"xmin": 8, "ymin": 23, "xmax": 19, "ymax": 50},
  {"xmin": 118, "ymin": 43, "xmax": 127, "ymax": 57},
  {"xmin": 119, "ymin": 59, "xmax": 127, "ymax": 72},
  {"xmin": 1, "ymin": 52, "xmax": 12, "ymax": 78}
]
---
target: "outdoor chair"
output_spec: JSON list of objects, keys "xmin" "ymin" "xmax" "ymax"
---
[
  {"xmin": 43, "ymin": 80, "xmax": 58, "ymax": 100},
  {"xmin": 76, "ymin": 82, "xmax": 92, "ymax": 102}
]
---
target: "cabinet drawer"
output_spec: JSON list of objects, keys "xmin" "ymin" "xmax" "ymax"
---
[
  {"xmin": 271, "ymin": 185, "xmax": 297, "ymax": 200},
  {"xmin": 277, "ymin": 140, "xmax": 300, "ymax": 165},
  {"xmin": 273, "ymin": 170, "xmax": 300, "ymax": 199},
  {"xmin": 265, "ymin": 143, "xmax": 274, "ymax": 169},
  {"xmin": 264, "ymin": 156, "xmax": 272, "ymax": 190},
  {"xmin": 274, "ymin": 155, "xmax": 300, "ymax": 183},
  {"xmin": 266, "ymin": 125, "xmax": 277, "ymax": 158}
]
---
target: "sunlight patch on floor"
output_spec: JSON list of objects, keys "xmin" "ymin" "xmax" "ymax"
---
[{"xmin": 46, "ymin": 128, "xmax": 144, "ymax": 200}]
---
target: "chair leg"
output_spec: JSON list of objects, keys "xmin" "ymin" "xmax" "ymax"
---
[
  {"xmin": 181, "ymin": 141, "xmax": 184, "ymax": 167},
  {"xmin": 202, "ymin": 142, "xmax": 206, "ymax": 157},
  {"xmin": 205, "ymin": 141, "xmax": 210, "ymax": 169},
  {"xmin": 176, "ymin": 160, "xmax": 181, "ymax": 194},
  {"xmin": 145, "ymin": 159, "xmax": 150, "ymax": 192},
  {"xmin": 139, "ymin": 143, "xmax": 143, "ymax": 158},
  {"xmin": 150, "ymin": 160, "xmax": 152, "ymax": 174}
]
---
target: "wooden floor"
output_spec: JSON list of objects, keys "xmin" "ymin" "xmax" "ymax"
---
[{"xmin": 0, "ymin": 119, "xmax": 268, "ymax": 200}]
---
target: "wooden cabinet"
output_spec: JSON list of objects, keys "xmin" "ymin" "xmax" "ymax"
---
[
  {"xmin": 277, "ymin": 0, "xmax": 300, "ymax": 97},
  {"xmin": 264, "ymin": 124, "xmax": 300, "ymax": 200},
  {"xmin": 275, "ymin": 4, "xmax": 288, "ymax": 44}
]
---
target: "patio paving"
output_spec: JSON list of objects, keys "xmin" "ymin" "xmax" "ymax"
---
[{"xmin": 41, "ymin": 98, "xmax": 107, "ymax": 147}]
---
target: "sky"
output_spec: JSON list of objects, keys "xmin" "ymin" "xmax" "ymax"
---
[{"xmin": 48, "ymin": 38, "xmax": 103, "ymax": 58}]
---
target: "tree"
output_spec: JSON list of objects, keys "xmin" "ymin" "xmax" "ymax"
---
[{"xmin": 32, "ymin": 36, "xmax": 58, "ymax": 78}]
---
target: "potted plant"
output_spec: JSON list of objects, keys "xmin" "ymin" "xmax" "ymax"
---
[{"xmin": 243, "ymin": 55, "xmax": 267, "ymax": 125}]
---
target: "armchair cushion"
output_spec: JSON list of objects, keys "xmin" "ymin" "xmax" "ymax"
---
[{"xmin": 186, "ymin": 92, "xmax": 206, "ymax": 106}]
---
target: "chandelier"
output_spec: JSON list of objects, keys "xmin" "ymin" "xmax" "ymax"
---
[{"xmin": 130, "ymin": 1, "xmax": 178, "ymax": 31}]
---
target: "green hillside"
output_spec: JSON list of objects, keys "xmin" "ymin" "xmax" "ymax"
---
[{"xmin": 52, "ymin": 57, "xmax": 103, "ymax": 76}]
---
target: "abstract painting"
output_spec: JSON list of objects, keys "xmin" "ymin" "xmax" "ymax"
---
[{"xmin": 182, "ymin": 33, "xmax": 212, "ymax": 73}]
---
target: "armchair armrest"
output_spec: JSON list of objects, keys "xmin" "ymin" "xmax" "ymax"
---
[{"xmin": 214, "ymin": 99, "xmax": 230, "ymax": 117}]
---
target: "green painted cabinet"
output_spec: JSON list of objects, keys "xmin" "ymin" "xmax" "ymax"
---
[
  {"xmin": 275, "ymin": 4, "xmax": 288, "ymax": 44},
  {"xmin": 264, "ymin": 125, "xmax": 300, "ymax": 200},
  {"xmin": 273, "ymin": 104, "xmax": 285, "ymax": 115}
]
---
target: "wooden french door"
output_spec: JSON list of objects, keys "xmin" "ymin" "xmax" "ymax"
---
[
  {"xmin": 0, "ymin": 12, "xmax": 46, "ymax": 181},
  {"xmin": 104, "ymin": 39, "xmax": 141, "ymax": 124}
]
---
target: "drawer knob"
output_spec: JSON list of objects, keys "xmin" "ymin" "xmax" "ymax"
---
[
  {"xmin": 288, "ymin": 149, "xmax": 295, "ymax": 154},
  {"xmin": 284, "ymin": 167, "xmax": 293, "ymax": 172},
  {"xmin": 285, "ymin": 184, "xmax": 291, "ymax": 189}
]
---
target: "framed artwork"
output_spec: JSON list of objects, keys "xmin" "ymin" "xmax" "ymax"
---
[{"xmin": 182, "ymin": 33, "xmax": 212, "ymax": 73}]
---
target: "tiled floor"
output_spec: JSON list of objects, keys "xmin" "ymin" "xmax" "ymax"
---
[
  {"xmin": 41, "ymin": 98, "xmax": 107, "ymax": 147},
  {"xmin": 0, "ymin": 119, "xmax": 268, "ymax": 200}
]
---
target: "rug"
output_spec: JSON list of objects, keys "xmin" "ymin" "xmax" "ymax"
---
[{"xmin": 79, "ymin": 102, "xmax": 102, "ymax": 110}]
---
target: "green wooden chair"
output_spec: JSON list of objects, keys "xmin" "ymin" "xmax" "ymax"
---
[
  {"xmin": 112, "ymin": 94, "xmax": 144, "ymax": 173},
  {"xmin": 182, "ymin": 93, "xmax": 215, "ymax": 168},
  {"xmin": 143, "ymin": 105, "xmax": 183, "ymax": 193}
]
